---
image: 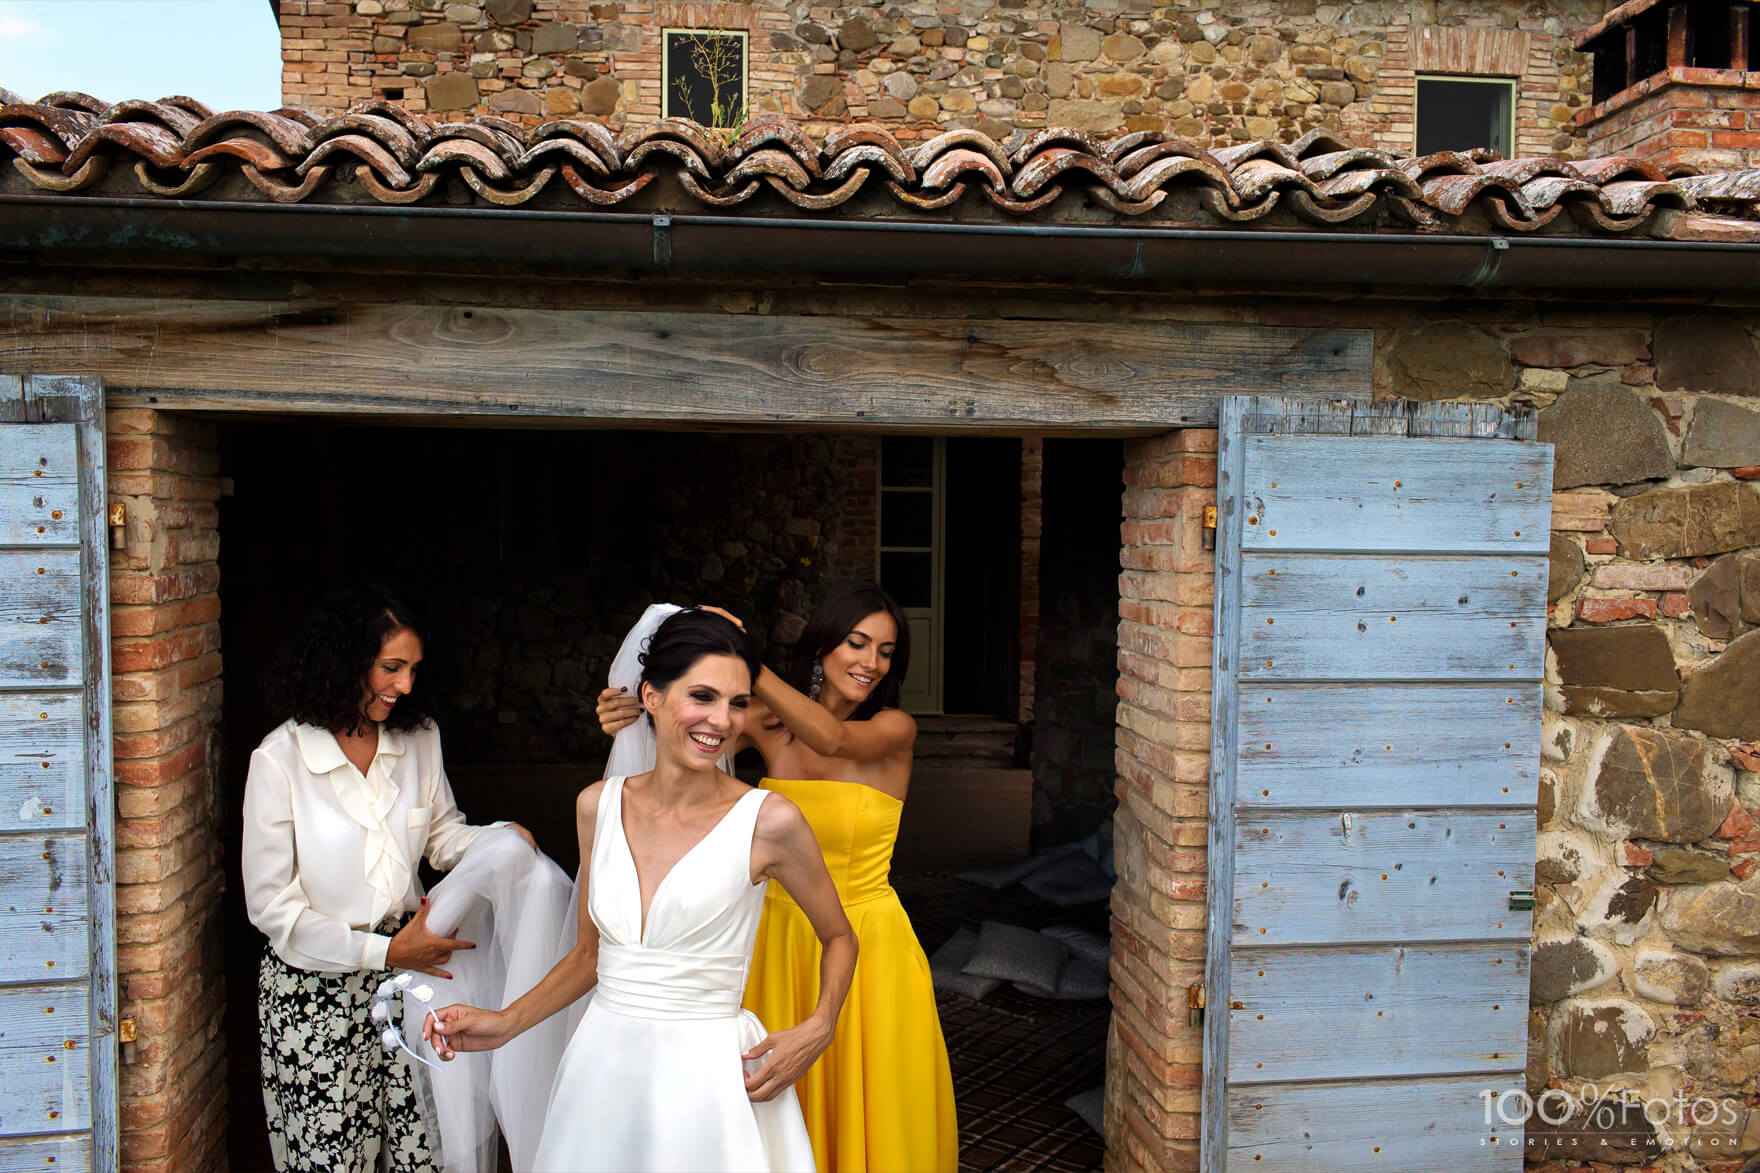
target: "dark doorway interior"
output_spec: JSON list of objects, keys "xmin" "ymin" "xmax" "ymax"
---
[{"xmin": 944, "ymin": 437, "xmax": 1022, "ymax": 717}]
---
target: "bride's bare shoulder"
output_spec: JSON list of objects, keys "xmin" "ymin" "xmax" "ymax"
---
[
  {"xmin": 752, "ymin": 789, "xmax": 809, "ymax": 844},
  {"xmin": 575, "ymin": 778, "xmax": 611, "ymax": 825}
]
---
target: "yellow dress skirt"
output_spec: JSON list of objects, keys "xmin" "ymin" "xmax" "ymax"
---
[{"xmin": 744, "ymin": 777, "xmax": 958, "ymax": 1173}]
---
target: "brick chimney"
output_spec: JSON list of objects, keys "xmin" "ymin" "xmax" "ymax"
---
[{"xmin": 1576, "ymin": 0, "xmax": 1759, "ymax": 169}]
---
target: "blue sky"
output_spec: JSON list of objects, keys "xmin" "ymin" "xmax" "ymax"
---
[{"xmin": 0, "ymin": 0, "xmax": 281, "ymax": 110}]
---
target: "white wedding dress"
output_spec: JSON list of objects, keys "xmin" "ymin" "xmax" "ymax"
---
[{"xmin": 531, "ymin": 775, "xmax": 816, "ymax": 1172}]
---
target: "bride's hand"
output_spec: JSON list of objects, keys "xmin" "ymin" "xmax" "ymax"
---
[
  {"xmin": 423, "ymin": 1003, "xmax": 513, "ymax": 1060},
  {"xmin": 595, "ymin": 687, "xmax": 643, "ymax": 736},
  {"xmin": 741, "ymin": 1016, "xmax": 834, "ymax": 1102}
]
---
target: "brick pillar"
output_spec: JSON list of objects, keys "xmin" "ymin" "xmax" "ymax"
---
[
  {"xmin": 1019, "ymin": 437, "xmax": 1043, "ymax": 723},
  {"xmin": 1107, "ymin": 429, "xmax": 1217, "ymax": 1173},
  {"xmin": 107, "ymin": 410, "xmax": 228, "ymax": 1173}
]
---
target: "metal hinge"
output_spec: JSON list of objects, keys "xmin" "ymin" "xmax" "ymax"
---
[
  {"xmin": 1507, "ymin": 890, "xmax": 1536, "ymax": 911},
  {"xmin": 119, "ymin": 1016, "xmax": 138, "ymax": 1065},
  {"xmin": 108, "ymin": 502, "xmax": 126, "ymax": 550},
  {"xmin": 1187, "ymin": 979, "xmax": 1206, "ymax": 1028}
]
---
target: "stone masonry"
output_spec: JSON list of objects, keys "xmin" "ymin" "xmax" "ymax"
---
[
  {"xmin": 1109, "ymin": 428, "xmax": 1216, "ymax": 1171},
  {"xmin": 106, "ymin": 410, "xmax": 227, "ymax": 1173},
  {"xmin": 279, "ymin": 0, "xmax": 1599, "ymax": 156}
]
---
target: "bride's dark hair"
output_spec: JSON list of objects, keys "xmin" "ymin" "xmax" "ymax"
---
[{"xmin": 638, "ymin": 609, "xmax": 761, "ymax": 702}]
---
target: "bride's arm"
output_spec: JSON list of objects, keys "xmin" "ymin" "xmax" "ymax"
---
[
  {"xmin": 741, "ymin": 793, "xmax": 857, "ymax": 1102},
  {"xmin": 425, "ymin": 782, "xmax": 605, "ymax": 1057}
]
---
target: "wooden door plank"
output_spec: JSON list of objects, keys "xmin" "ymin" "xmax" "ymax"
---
[
  {"xmin": 0, "ymin": 983, "xmax": 91, "ymax": 1138},
  {"xmin": 0, "ymin": 551, "xmax": 82, "ymax": 691},
  {"xmin": 1232, "ymin": 810, "xmax": 1536, "ymax": 945},
  {"xmin": 1236, "ymin": 684, "xmax": 1542, "ymax": 809},
  {"xmin": 4, "ymin": 296, "xmax": 1373, "ymax": 429},
  {"xmin": 0, "ymin": 429, "xmax": 79, "ymax": 548},
  {"xmin": 0, "ymin": 1135, "xmax": 92, "ymax": 1173},
  {"xmin": 1202, "ymin": 399, "xmax": 1253, "ymax": 1173},
  {"xmin": 1225, "ymin": 943, "xmax": 1530, "ymax": 1082},
  {"xmin": 1240, "ymin": 436, "xmax": 1550, "ymax": 554},
  {"xmin": 21, "ymin": 375, "xmax": 113, "ymax": 1173},
  {"xmin": 1225, "ymin": 1075, "xmax": 1524, "ymax": 1171},
  {"xmin": 0, "ymin": 833, "xmax": 90, "ymax": 984},
  {"xmin": 1238, "ymin": 553, "xmax": 1547, "ymax": 681},
  {"xmin": 0, "ymin": 693, "xmax": 85, "ymax": 834}
]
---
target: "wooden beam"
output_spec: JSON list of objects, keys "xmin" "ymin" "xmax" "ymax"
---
[
  {"xmin": 0, "ymin": 296, "xmax": 1372, "ymax": 432},
  {"xmin": 1667, "ymin": 2, "xmax": 1690, "ymax": 68},
  {"xmin": 1626, "ymin": 22, "xmax": 1641, "ymax": 88},
  {"xmin": 1733, "ymin": 3, "xmax": 1752, "ymax": 70}
]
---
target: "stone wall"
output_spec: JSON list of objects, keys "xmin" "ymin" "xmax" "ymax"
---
[
  {"xmin": 107, "ymin": 410, "xmax": 228, "ymax": 1173},
  {"xmin": 1108, "ymin": 428, "xmax": 1216, "ymax": 1172},
  {"xmin": 279, "ymin": 0, "xmax": 1598, "ymax": 155}
]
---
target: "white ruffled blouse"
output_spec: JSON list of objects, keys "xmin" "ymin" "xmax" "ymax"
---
[{"xmin": 242, "ymin": 719, "xmax": 500, "ymax": 972}]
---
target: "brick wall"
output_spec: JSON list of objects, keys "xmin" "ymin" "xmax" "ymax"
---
[
  {"xmin": 279, "ymin": 0, "xmax": 1599, "ymax": 155},
  {"xmin": 1578, "ymin": 68, "xmax": 1760, "ymax": 171},
  {"xmin": 1108, "ymin": 429, "xmax": 1216, "ymax": 1173},
  {"xmin": 106, "ymin": 410, "xmax": 227, "ymax": 1173}
]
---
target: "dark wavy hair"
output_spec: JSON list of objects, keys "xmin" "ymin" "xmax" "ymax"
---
[
  {"xmin": 269, "ymin": 584, "xmax": 434, "ymax": 736},
  {"xmin": 638, "ymin": 609, "xmax": 762, "ymax": 719},
  {"xmin": 785, "ymin": 580, "xmax": 910, "ymax": 721}
]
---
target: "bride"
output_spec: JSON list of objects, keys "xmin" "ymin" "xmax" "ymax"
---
[{"xmin": 423, "ymin": 608, "xmax": 856, "ymax": 1171}]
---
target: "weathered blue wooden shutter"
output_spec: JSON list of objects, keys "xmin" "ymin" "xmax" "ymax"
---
[
  {"xmin": 0, "ymin": 376, "xmax": 114, "ymax": 1171},
  {"xmin": 1203, "ymin": 397, "xmax": 1551, "ymax": 1172}
]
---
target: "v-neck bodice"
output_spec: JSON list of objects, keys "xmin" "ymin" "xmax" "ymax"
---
[{"xmin": 588, "ymin": 776, "xmax": 770, "ymax": 1020}]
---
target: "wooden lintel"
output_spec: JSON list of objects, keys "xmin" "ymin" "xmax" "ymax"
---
[{"xmin": 0, "ymin": 296, "xmax": 1372, "ymax": 432}]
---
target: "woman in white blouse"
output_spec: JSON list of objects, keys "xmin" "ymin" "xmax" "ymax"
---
[{"xmin": 243, "ymin": 584, "xmax": 531, "ymax": 1173}]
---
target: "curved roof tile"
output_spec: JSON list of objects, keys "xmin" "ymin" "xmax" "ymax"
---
[{"xmin": 0, "ymin": 94, "xmax": 1754, "ymax": 240}]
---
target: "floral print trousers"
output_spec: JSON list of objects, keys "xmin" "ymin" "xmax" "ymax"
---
[{"xmin": 257, "ymin": 936, "xmax": 440, "ymax": 1173}]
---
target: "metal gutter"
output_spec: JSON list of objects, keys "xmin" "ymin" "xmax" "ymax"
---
[{"xmin": 1, "ymin": 193, "xmax": 1755, "ymax": 291}]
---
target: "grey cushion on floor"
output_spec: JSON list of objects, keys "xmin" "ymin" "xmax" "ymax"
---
[
  {"xmin": 962, "ymin": 920, "xmax": 1068, "ymax": 995},
  {"xmin": 1065, "ymin": 1086, "xmax": 1105, "ymax": 1135},
  {"xmin": 929, "ymin": 927, "xmax": 1003, "ymax": 1000},
  {"xmin": 1041, "ymin": 924, "xmax": 1111, "ymax": 968},
  {"xmin": 1013, "ymin": 957, "xmax": 1109, "ymax": 1001},
  {"xmin": 1021, "ymin": 850, "xmax": 1116, "ymax": 907}
]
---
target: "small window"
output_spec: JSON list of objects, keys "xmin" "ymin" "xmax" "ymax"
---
[
  {"xmin": 663, "ymin": 29, "xmax": 748, "ymax": 127},
  {"xmin": 1415, "ymin": 76, "xmax": 1516, "ymax": 156}
]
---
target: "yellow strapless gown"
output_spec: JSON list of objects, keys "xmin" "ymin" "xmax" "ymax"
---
[{"xmin": 745, "ymin": 778, "xmax": 958, "ymax": 1173}]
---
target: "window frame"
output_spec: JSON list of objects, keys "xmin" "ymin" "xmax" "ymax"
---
[
  {"xmin": 1413, "ymin": 73, "xmax": 1518, "ymax": 157},
  {"xmin": 660, "ymin": 27, "xmax": 750, "ymax": 127}
]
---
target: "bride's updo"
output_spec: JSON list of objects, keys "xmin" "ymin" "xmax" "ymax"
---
[{"xmin": 638, "ymin": 609, "xmax": 762, "ymax": 699}]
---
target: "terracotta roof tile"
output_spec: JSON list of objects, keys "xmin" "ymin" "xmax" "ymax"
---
[{"xmin": 0, "ymin": 93, "xmax": 1755, "ymax": 241}]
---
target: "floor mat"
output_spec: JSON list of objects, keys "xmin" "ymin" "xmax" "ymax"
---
[{"xmin": 897, "ymin": 873, "xmax": 1111, "ymax": 1172}]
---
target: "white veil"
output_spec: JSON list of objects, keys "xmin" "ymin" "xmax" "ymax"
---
[{"xmin": 397, "ymin": 603, "xmax": 719, "ymax": 1171}]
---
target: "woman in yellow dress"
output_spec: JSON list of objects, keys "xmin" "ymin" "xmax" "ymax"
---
[{"xmin": 598, "ymin": 582, "xmax": 957, "ymax": 1173}]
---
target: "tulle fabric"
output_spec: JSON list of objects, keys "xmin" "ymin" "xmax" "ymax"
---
[{"xmin": 399, "ymin": 828, "xmax": 582, "ymax": 1172}]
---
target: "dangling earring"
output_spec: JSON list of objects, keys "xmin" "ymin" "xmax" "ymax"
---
[{"xmin": 808, "ymin": 663, "xmax": 824, "ymax": 700}]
